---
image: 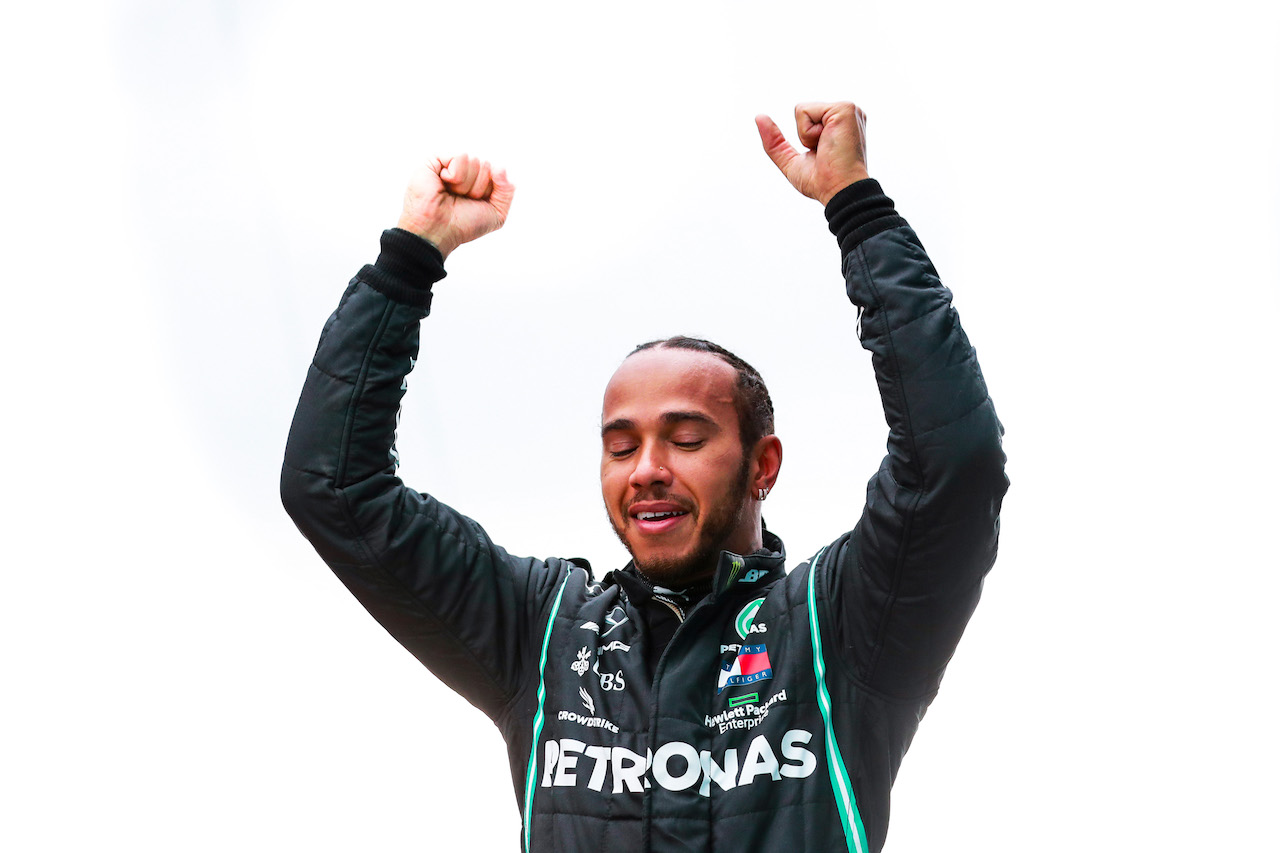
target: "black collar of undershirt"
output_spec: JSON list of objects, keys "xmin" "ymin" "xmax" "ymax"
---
[
  {"xmin": 607, "ymin": 528, "xmax": 787, "ymax": 610},
  {"xmin": 610, "ymin": 566, "xmax": 712, "ymax": 611}
]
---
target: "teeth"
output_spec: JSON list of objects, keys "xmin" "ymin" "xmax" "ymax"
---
[{"xmin": 638, "ymin": 511, "xmax": 684, "ymax": 521}]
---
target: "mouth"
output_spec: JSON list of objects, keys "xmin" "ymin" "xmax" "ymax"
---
[{"xmin": 629, "ymin": 504, "xmax": 691, "ymax": 535}]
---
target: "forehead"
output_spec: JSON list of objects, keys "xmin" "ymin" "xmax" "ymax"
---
[{"xmin": 603, "ymin": 348, "xmax": 739, "ymax": 427}]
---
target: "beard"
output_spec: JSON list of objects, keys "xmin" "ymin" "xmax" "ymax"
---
[{"xmin": 608, "ymin": 454, "xmax": 753, "ymax": 587}]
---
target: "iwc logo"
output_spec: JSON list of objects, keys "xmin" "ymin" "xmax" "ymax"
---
[{"xmin": 735, "ymin": 598, "xmax": 767, "ymax": 639}]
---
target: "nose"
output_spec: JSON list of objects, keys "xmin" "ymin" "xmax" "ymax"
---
[{"xmin": 629, "ymin": 443, "xmax": 673, "ymax": 490}]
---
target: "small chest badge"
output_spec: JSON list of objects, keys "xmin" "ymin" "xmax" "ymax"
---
[{"xmin": 735, "ymin": 597, "xmax": 767, "ymax": 639}]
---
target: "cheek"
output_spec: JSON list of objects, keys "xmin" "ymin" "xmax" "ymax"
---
[
  {"xmin": 600, "ymin": 464, "xmax": 625, "ymax": 506},
  {"xmin": 694, "ymin": 449, "xmax": 749, "ymax": 496},
  {"xmin": 700, "ymin": 445, "xmax": 745, "ymax": 474}
]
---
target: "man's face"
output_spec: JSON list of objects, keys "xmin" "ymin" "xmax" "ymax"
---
[{"xmin": 600, "ymin": 348, "xmax": 756, "ymax": 586}]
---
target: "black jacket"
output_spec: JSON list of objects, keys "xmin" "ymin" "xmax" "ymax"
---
[{"xmin": 281, "ymin": 179, "xmax": 1008, "ymax": 852}]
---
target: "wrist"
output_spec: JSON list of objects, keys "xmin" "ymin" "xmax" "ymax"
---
[
  {"xmin": 355, "ymin": 228, "xmax": 448, "ymax": 312},
  {"xmin": 824, "ymin": 178, "xmax": 907, "ymax": 255},
  {"xmin": 395, "ymin": 215, "xmax": 456, "ymax": 260},
  {"xmin": 819, "ymin": 170, "xmax": 871, "ymax": 206}
]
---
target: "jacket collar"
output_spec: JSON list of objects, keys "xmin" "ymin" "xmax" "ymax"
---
[
  {"xmin": 607, "ymin": 529, "xmax": 787, "ymax": 604},
  {"xmin": 710, "ymin": 528, "xmax": 787, "ymax": 598}
]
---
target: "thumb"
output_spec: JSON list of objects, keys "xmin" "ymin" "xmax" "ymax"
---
[{"xmin": 755, "ymin": 114, "xmax": 801, "ymax": 182}]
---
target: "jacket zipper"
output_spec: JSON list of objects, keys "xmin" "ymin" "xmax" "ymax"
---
[{"xmin": 651, "ymin": 593, "xmax": 685, "ymax": 622}]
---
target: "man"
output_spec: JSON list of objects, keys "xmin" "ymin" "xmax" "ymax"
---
[{"xmin": 281, "ymin": 100, "xmax": 1007, "ymax": 852}]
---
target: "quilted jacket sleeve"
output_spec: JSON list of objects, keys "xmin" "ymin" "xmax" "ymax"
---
[
  {"xmin": 279, "ymin": 229, "xmax": 568, "ymax": 721},
  {"xmin": 820, "ymin": 180, "xmax": 1009, "ymax": 701}
]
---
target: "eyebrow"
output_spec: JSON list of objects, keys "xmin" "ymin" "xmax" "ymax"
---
[{"xmin": 600, "ymin": 411, "xmax": 718, "ymax": 438}]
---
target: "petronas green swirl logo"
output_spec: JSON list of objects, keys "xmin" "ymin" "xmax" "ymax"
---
[{"xmin": 735, "ymin": 598, "xmax": 766, "ymax": 639}]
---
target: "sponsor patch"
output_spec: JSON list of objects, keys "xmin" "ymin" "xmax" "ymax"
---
[
  {"xmin": 591, "ymin": 659, "xmax": 626, "ymax": 691},
  {"xmin": 601, "ymin": 606, "xmax": 629, "ymax": 637},
  {"xmin": 705, "ymin": 689, "xmax": 789, "ymax": 733},
  {"xmin": 571, "ymin": 646, "xmax": 591, "ymax": 676},
  {"xmin": 540, "ymin": 727, "xmax": 815, "ymax": 796},
  {"xmin": 717, "ymin": 643, "xmax": 773, "ymax": 693},
  {"xmin": 726, "ymin": 556, "xmax": 746, "ymax": 585},
  {"xmin": 555, "ymin": 709, "xmax": 620, "ymax": 734},
  {"xmin": 734, "ymin": 598, "xmax": 767, "ymax": 639}
]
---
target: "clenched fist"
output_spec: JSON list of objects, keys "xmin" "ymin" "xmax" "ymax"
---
[
  {"xmin": 756, "ymin": 102, "xmax": 870, "ymax": 205},
  {"xmin": 397, "ymin": 154, "xmax": 515, "ymax": 259}
]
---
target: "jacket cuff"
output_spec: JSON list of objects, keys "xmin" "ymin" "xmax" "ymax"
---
[
  {"xmin": 354, "ymin": 228, "xmax": 447, "ymax": 313},
  {"xmin": 824, "ymin": 178, "xmax": 908, "ymax": 256}
]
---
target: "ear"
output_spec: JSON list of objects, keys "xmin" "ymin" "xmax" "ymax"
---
[{"xmin": 750, "ymin": 435, "xmax": 783, "ymax": 496}]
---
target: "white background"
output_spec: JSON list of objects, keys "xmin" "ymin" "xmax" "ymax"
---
[{"xmin": 3, "ymin": 1, "xmax": 1277, "ymax": 850}]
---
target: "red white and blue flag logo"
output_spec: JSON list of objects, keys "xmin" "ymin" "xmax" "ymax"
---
[{"xmin": 717, "ymin": 644, "xmax": 773, "ymax": 693}]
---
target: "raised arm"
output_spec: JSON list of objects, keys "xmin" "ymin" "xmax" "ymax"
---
[
  {"xmin": 280, "ymin": 158, "xmax": 571, "ymax": 719},
  {"xmin": 758, "ymin": 103, "xmax": 1008, "ymax": 700}
]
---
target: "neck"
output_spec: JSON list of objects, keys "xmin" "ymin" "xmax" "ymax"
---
[
  {"xmin": 634, "ymin": 557, "xmax": 718, "ymax": 590},
  {"xmin": 723, "ymin": 513, "xmax": 763, "ymax": 558}
]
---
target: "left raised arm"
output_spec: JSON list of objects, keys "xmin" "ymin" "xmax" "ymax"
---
[{"xmin": 758, "ymin": 102, "xmax": 1009, "ymax": 700}]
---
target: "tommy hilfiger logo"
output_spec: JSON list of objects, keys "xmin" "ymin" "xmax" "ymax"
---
[{"xmin": 717, "ymin": 644, "xmax": 773, "ymax": 693}]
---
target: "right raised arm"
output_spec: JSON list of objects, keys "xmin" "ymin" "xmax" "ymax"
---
[{"xmin": 280, "ymin": 158, "xmax": 567, "ymax": 719}]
